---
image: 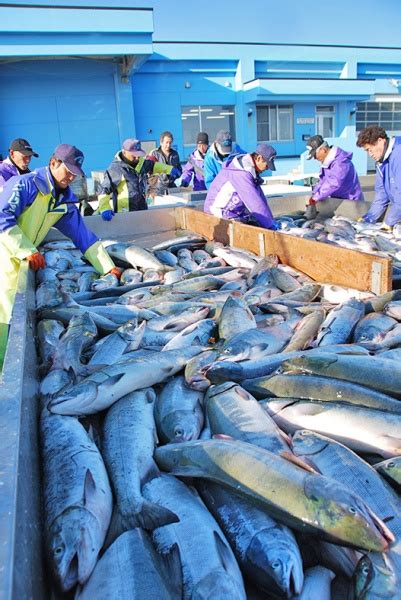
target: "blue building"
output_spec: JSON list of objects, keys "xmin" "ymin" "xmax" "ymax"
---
[{"xmin": 1, "ymin": 0, "xmax": 401, "ymax": 174}]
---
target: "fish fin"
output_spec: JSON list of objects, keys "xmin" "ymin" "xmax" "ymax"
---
[
  {"xmin": 61, "ymin": 291, "xmax": 80, "ymax": 308},
  {"xmin": 279, "ymin": 451, "xmax": 320, "ymax": 473},
  {"xmin": 158, "ymin": 543, "xmax": 183, "ymax": 599},
  {"xmin": 212, "ymin": 433, "xmax": 235, "ymax": 441},
  {"xmin": 214, "ymin": 530, "xmax": 242, "ymax": 574},
  {"xmin": 101, "ymin": 372, "xmax": 125, "ymax": 390},
  {"xmin": 82, "ymin": 469, "xmax": 97, "ymax": 507},
  {"xmin": 133, "ymin": 501, "xmax": 180, "ymax": 531},
  {"xmin": 102, "ymin": 508, "xmax": 125, "ymax": 553}
]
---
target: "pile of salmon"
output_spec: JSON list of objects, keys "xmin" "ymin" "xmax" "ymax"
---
[{"xmin": 35, "ymin": 233, "xmax": 401, "ymax": 599}]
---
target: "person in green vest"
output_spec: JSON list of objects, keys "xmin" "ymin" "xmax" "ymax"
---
[
  {"xmin": 0, "ymin": 143, "xmax": 120, "ymax": 370},
  {"xmin": 98, "ymin": 138, "xmax": 181, "ymax": 219}
]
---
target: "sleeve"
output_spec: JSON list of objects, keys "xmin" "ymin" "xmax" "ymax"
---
[
  {"xmin": 204, "ymin": 154, "xmax": 218, "ymax": 189},
  {"xmin": 169, "ymin": 152, "xmax": 182, "ymax": 179},
  {"xmin": 0, "ymin": 177, "xmax": 38, "ymax": 258},
  {"xmin": 363, "ymin": 169, "xmax": 389, "ymax": 223},
  {"xmin": 98, "ymin": 165, "xmax": 120, "ymax": 213},
  {"xmin": 240, "ymin": 174, "xmax": 275, "ymax": 229},
  {"xmin": 180, "ymin": 159, "xmax": 194, "ymax": 186},
  {"xmin": 382, "ymin": 159, "xmax": 401, "ymax": 226},
  {"xmin": 311, "ymin": 162, "xmax": 347, "ymax": 202},
  {"xmin": 55, "ymin": 206, "xmax": 115, "ymax": 274}
]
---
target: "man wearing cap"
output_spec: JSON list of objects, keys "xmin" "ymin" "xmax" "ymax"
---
[
  {"xmin": 305, "ymin": 134, "xmax": 363, "ymax": 218},
  {"xmin": 98, "ymin": 138, "xmax": 181, "ymax": 219},
  {"xmin": 0, "ymin": 138, "xmax": 39, "ymax": 190},
  {"xmin": 147, "ymin": 131, "xmax": 182, "ymax": 199},
  {"xmin": 180, "ymin": 132, "xmax": 209, "ymax": 191},
  {"xmin": 0, "ymin": 143, "xmax": 120, "ymax": 369},
  {"xmin": 356, "ymin": 125, "xmax": 401, "ymax": 229},
  {"xmin": 204, "ymin": 143, "xmax": 279, "ymax": 230},
  {"xmin": 204, "ymin": 130, "xmax": 245, "ymax": 189}
]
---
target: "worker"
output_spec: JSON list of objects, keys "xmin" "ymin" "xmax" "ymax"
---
[
  {"xmin": 147, "ymin": 131, "xmax": 182, "ymax": 198},
  {"xmin": 204, "ymin": 143, "xmax": 279, "ymax": 230},
  {"xmin": 356, "ymin": 125, "xmax": 401, "ymax": 229},
  {"xmin": 98, "ymin": 138, "xmax": 181, "ymax": 220},
  {"xmin": 305, "ymin": 134, "xmax": 363, "ymax": 219},
  {"xmin": 0, "ymin": 143, "xmax": 120, "ymax": 369},
  {"xmin": 0, "ymin": 138, "xmax": 39, "ymax": 190},
  {"xmin": 180, "ymin": 132, "xmax": 209, "ymax": 191},
  {"xmin": 204, "ymin": 130, "xmax": 244, "ymax": 189}
]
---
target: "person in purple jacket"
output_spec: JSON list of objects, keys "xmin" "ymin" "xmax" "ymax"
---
[
  {"xmin": 0, "ymin": 138, "xmax": 39, "ymax": 190},
  {"xmin": 180, "ymin": 132, "xmax": 209, "ymax": 191},
  {"xmin": 204, "ymin": 143, "xmax": 279, "ymax": 230},
  {"xmin": 305, "ymin": 135, "xmax": 363, "ymax": 218},
  {"xmin": 357, "ymin": 125, "xmax": 401, "ymax": 229}
]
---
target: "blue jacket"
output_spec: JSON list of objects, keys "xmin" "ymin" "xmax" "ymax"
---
[
  {"xmin": 204, "ymin": 142, "xmax": 244, "ymax": 189},
  {"xmin": 204, "ymin": 153, "xmax": 275, "ymax": 229},
  {"xmin": 364, "ymin": 137, "xmax": 401, "ymax": 226},
  {"xmin": 0, "ymin": 167, "xmax": 98, "ymax": 254}
]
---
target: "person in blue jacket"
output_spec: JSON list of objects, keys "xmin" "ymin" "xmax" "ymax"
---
[
  {"xmin": 0, "ymin": 138, "xmax": 39, "ymax": 190},
  {"xmin": 0, "ymin": 143, "xmax": 119, "ymax": 369},
  {"xmin": 357, "ymin": 125, "xmax": 401, "ymax": 229},
  {"xmin": 204, "ymin": 130, "xmax": 244, "ymax": 188},
  {"xmin": 180, "ymin": 132, "xmax": 209, "ymax": 191},
  {"xmin": 204, "ymin": 143, "xmax": 279, "ymax": 230}
]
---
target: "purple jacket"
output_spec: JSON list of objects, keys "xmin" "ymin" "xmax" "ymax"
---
[
  {"xmin": 181, "ymin": 148, "xmax": 206, "ymax": 191},
  {"xmin": 204, "ymin": 153, "xmax": 275, "ymax": 229},
  {"xmin": 0, "ymin": 157, "xmax": 21, "ymax": 190},
  {"xmin": 364, "ymin": 137, "xmax": 401, "ymax": 226},
  {"xmin": 312, "ymin": 146, "xmax": 363, "ymax": 202}
]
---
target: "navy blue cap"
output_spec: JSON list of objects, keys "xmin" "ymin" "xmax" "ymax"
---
[{"xmin": 54, "ymin": 144, "xmax": 85, "ymax": 176}]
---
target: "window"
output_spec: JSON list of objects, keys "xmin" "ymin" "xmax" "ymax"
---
[
  {"xmin": 181, "ymin": 105, "xmax": 236, "ymax": 157},
  {"xmin": 256, "ymin": 105, "xmax": 294, "ymax": 141},
  {"xmin": 356, "ymin": 101, "xmax": 401, "ymax": 133},
  {"xmin": 316, "ymin": 105, "xmax": 335, "ymax": 137}
]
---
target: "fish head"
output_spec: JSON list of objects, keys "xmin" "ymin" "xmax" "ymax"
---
[
  {"xmin": 163, "ymin": 409, "xmax": 204, "ymax": 443},
  {"xmin": 219, "ymin": 339, "xmax": 251, "ymax": 362},
  {"xmin": 292, "ymin": 430, "xmax": 330, "ymax": 456},
  {"xmin": 246, "ymin": 528, "xmax": 303, "ymax": 597},
  {"xmin": 48, "ymin": 380, "xmax": 99, "ymax": 416},
  {"xmin": 354, "ymin": 553, "xmax": 398, "ymax": 600},
  {"xmin": 206, "ymin": 361, "xmax": 243, "ymax": 385},
  {"xmin": 47, "ymin": 507, "xmax": 101, "ymax": 591},
  {"xmin": 304, "ymin": 474, "xmax": 394, "ymax": 552}
]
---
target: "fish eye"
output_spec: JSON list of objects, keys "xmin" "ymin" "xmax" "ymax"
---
[
  {"xmin": 387, "ymin": 462, "xmax": 395, "ymax": 468},
  {"xmin": 348, "ymin": 506, "xmax": 357, "ymax": 514},
  {"xmin": 362, "ymin": 565, "xmax": 370, "ymax": 575},
  {"xmin": 271, "ymin": 561, "xmax": 281, "ymax": 570},
  {"xmin": 55, "ymin": 547, "xmax": 63, "ymax": 555}
]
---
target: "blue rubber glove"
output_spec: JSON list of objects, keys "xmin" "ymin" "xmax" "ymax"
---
[
  {"xmin": 270, "ymin": 220, "xmax": 279, "ymax": 231},
  {"xmin": 170, "ymin": 167, "xmax": 181, "ymax": 179},
  {"xmin": 361, "ymin": 214, "xmax": 376, "ymax": 224},
  {"xmin": 180, "ymin": 181, "xmax": 189, "ymax": 188},
  {"xmin": 101, "ymin": 210, "xmax": 114, "ymax": 221}
]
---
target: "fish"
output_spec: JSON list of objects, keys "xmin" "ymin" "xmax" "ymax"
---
[
  {"xmin": 36, "ymin": 281, "xmax": 63, "ymax": 309},
  {"xmin": 88, "ymin": 320, "xmax": 145, "ymax": 366},
  {"xmin": 151, "ymin": 234, "xmax": 207, "ymax": 252},
  {"xmin": 266, "ymin": 399, "xmax": 401, "ymax": 458},
  {"xmin": 295, "ymin": 566, "xmax": 334, "ymax": 600},
  {"xmin": 155, "ymin": 439, "xmax": 392, "ymax": 552},
  {"xmin": 48, "ymin": 346, "xmax": 203, "ymax": 415},
  {"xmin": 125, "ymin": 244, "xmax": 169, "ymax": 272},
  {"xmin": 374, "ymin": 456, "xmax": 401, "ymax": 491},
  {"xmin": 316, "ymin": 299, "xmax": 366, "ymax": 346},
  {"xmin": 37, "ymin": 319, "xmax": 65, "ymax": 371},
  {"xmin": 154, "ymin": 249, "xmax": 179, "ymax": 267},
  {"xmin": 40, "ymin": 368, "xmax": 73, "ymax": 398},
  {"xmin": 102, "ymin": 389, "xmax": 179, "ymax": 530},
  {"xmin": 284, "ymin": 309, "xmax": 326, "ymax": 352},
  {"xmin": 197, "ymin": 480, "xmax": 304, "ymax": 598},
  {"xmin": 162, "ymin": 318, "xmax": 217, "ymax": 351},
  {"xmin": 155, "ymin": 375, "xmax": 204, "ymax": 443},
  {"xmin": 120, "ymin": 268, "xmax": 143, "ymax": 286},
  {"xmin": 50, "ymin": 312, "xmax": 97, "ymax": 377},
  {"xmin": 219, "ymin": 326, "xmax": 292, "ymax": 362},
  {"xmin": 205, "ymin": 381, "xmax": 290, "ymax": 454},
  {"xmin": 146, "ymin": 305, "xmax": 209, "ymax": 332},
  {"xmin": 218, "ymin": 296, "xmax": 256, "ymax": 341},
  {"xmin": 243, "ymin": 372, "xmax": 401, "ymax": 413},
  {"xmin": 143, "ymin": 473, "xmax": 246, "ymax": 599},
  {"xmin": 90, "ymin": 272, "xmax": 120, "ymax": 291},
  {"xmin": 75, "ymin": 529, "xmax": 182, "ymax": 600},
  {"xmin": 40, "ymin": 409, "xmax": 112, "ymax": 591},
  {"xmin": 352, "ymin": 312, "xmax": 397, "ymax": 343},
  {"xmin": 184, "ymin": 349, "xmax": 220, "ymax": 391}
]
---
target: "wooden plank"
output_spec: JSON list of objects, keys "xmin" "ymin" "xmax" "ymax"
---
[{"xmin": 175, "ymin": 207, "xmax": 392, "ymax": 294}]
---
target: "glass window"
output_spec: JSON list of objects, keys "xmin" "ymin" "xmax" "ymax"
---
[
  {"xmin": 256, "ymin": 104, "xmax": 294, "ymax": 141},
  {"xmin": 181, "ymin": 105, "xmax": 236, "ymax": 157},
  {"xmin": 356, "ymin": 101, "xmax": 401, "ymax": 132}
]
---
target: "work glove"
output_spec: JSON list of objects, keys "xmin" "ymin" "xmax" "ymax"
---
[
  {"xmin": 101, "ymin": 210, "xmax": 114, "ymax": 221},
  {"xmin": 180, "ymin": 181, "xmax": 189, "ymax": 188},
  {"xmin": 170, "ymin": 167, "xmax": 181, "ymax": 179},
  {"xmin": 380, "ymin": 222, "xmax": 393, "ymax": 231},
  {"xmin": 305, "ymin": 202, "xmax": 317, "ymax": 220},
  {"xmin": 109, "ymin": 267, "xmax": 123, "ymax": 280},
  {"xmin": 26, "ymin": 252, "xmax": 46, "ymax": 271},
  {"xmin": 362, "ymin": 214, "xmax": 376, "ymax": 224},
  {"xmin": 270, "ymin": 220, "xmax": 279, "ymax": 231}
]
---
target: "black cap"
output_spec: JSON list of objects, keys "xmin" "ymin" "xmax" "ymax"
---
[
  {"xmin": 305, "ymin": 135, "xmax": 325, "ymax": 160},
  {"xmin": 10, "ymin": 138, "xmax": 39, "ymax": 157},
  {"xmin": 197, "ymin": 132, "xmax": 209, "ymax": 145}
]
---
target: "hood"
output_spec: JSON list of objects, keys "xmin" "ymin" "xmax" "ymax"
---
[
  {"xmin": 33, "ymin": 167, "xmax": 77, "ymax": 204},
  {"xmin": 321, "ymin": 146, "xmax": 353, "ymax": 168},
  {"xmin": 222, "ymin": 153, "xmax": 256, "ymax": 177}
]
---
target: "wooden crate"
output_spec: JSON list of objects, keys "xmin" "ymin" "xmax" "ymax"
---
[{"xmin": 175, "ymin": 206, "xmax": 392, "ymax": 295}]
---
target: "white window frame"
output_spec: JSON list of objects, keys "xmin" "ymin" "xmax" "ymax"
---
[
  {"xmin": 315, "ymin": 105, "xmax": 335, "ymax": 137},
  {"xmin": 257, "ymin": 104, "xmax": 294, "ymax": 142}
]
